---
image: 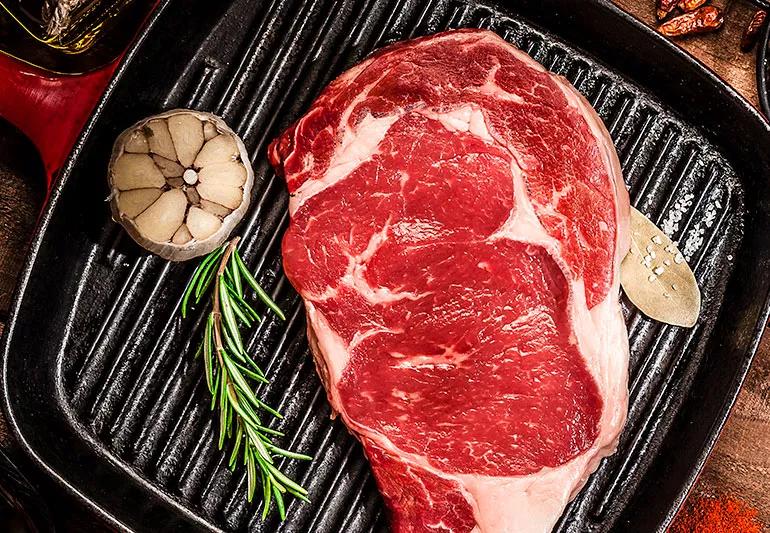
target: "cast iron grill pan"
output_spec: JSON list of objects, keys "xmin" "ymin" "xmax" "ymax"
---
[{"xmin": 4, "ymin": 0, "xmax": 770, "ymax": 532}]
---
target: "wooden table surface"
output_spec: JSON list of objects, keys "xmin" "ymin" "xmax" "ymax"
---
[{"xmin": 0, "ymin": 1, "xmax": 768, "ymax": 531}]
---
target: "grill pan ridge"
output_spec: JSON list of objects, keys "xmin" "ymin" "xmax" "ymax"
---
[{"xmin": 4, "ymin": 0, "xmax": 770, "ymax": 532}]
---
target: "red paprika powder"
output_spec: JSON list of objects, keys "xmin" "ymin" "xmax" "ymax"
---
[{"xmin": 669, "ymin": 495, "xmax": 762, "ymax": 533}]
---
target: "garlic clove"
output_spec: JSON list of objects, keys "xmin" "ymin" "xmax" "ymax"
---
[
  {"xmin": 145, "ymin": 119, "xmax": 177, "ymax": 160},
  {"xmin": 117, "ymin": 188, "xmax": 162, "ymax": 218},
  {"xmin": 124, "ymin": 130, "xmax": 149, "ymax": 153},
  {"xmin": 172, "ymin": 224, "xmax": 193, "ymax": 245},
  {"xmin": 197, "ymin": 181, "xmax": 242, "ymax": 209},
  {"xmin": 203, "ymin": 121, "xmax": 219, "ymax": 140},
  {"xmin": 200, "ymin": 199, "xmax": 232, "ymax": 218},
  {"xmin": 194, "ymin": 134, "xmax": 239, "ymax": 167},
  {"xmin": 133, "ymin": 189, "xmax": 187, "ymax": 242},
  {"xmin": 186, "ymin": 186, "xmax": 201, "ymax": 204},
  {"xmin": 168, "ymin": 114, "xmax": 204, "ymax": 168},
  {"xmin": 187, "ymin": 206, "xmax": 222, "ymax": 240},
  {"xmin": 152, "ymin": 154, "xmax": 185, "ymax": 177},
  {"xmin": 198, "ymin": 161, "xmax": 248, "ymax": 188},
  {"xmin": 112, "ymin": 153, "xmax": 166, "ymax": 190}
]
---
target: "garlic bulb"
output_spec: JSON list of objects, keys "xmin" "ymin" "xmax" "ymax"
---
[{"xmin": 108, "ymin": 109, "xmax": 253, "ymax": 261}]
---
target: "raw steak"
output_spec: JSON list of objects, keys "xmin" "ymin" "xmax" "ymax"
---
[{"xmin": 270, "ymin": 29, "xmax": 630, "ymax": 533}]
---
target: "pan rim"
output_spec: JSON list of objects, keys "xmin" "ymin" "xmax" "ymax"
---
[{"xmin": 2, "ymin": 1, "xmax": 770, "ymax": 531}]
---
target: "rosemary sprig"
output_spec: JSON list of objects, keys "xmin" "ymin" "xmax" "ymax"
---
[{"xmin": 181, "ymin": 237, "xmax": 311, "ymax": 519}]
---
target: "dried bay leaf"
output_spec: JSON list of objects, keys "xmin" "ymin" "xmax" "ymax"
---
[{"xmin": 620, "ymin": 207, "xmax": 700, "ymax": 327}]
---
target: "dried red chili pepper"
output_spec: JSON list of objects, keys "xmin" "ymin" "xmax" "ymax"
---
[
  {"xmin": 678, "ymin": 0, "xmax": 707, "ymax": 12},
  {"xmin": 740, "ymin": 10, "xmax": 768, "ymax": 52},
  {"xmin": 658, "ymin": 6, "xmax": 724, "ymax": 38},
  {"xmin": 657, "ymin": 0, "xmax": 678, "ymax": 20}
]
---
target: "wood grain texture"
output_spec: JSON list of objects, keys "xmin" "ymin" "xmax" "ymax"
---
[
  {"xmin": 615, "ymin": 0, "xmax": 761, "ymax": 106},
  {"xmin": 0, "ymin": 2, "xmax": 767, "ymax": 529}
]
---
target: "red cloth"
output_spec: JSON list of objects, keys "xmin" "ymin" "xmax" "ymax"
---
[{"xmin": 0, "ymin": 54, "xmax": 117, "ymax": 186}]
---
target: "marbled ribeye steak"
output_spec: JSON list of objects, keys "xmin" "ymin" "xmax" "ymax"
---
[{"xmin": 269, "ymin": 28, "xmax": 631, "ymax": 533}]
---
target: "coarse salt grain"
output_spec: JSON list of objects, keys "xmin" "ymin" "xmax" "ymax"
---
[
  {"xmin": 674, "ymin": 253, "xmax": 684, "ymax": 264},
  {"xmin": 652, "ymin": 235, "xmax": 662, "ymax": 244},
  {"xmin": 648, "ymin": 274, "xmax": 657, "ymax": 282},
  {"xmin": 654, "ymin": 266, "xmax": 664, "ymax": 275}
]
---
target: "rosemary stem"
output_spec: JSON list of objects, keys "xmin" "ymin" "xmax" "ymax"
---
[
  {"xmin": 212, "ymin": 237, "xmax": 241, "ymax": 367},
  {"xmin": 181, "ymin": 236, "xmax": 308, "ymax": 518}
]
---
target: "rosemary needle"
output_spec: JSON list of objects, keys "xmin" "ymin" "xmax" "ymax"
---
[{"xmin": 181, "ymin": 237, "xmax": 310, "ymax": 517}]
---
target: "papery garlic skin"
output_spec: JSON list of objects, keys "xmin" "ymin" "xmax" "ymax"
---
[{"xmin": 108, "ymin": 109, "xmax": 253, "ymax": 261}]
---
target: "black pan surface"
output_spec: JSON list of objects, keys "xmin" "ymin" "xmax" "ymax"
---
[{"xmin": 4, "ymin": 1, "xmax": 770, "ymax": 531}]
